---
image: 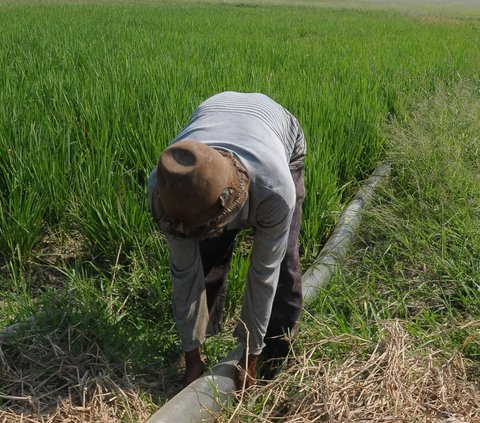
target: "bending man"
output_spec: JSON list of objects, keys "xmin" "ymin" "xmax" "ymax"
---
[{"xmin": 148, "ymin": 91, "xmax": 306, "ymax": 389}]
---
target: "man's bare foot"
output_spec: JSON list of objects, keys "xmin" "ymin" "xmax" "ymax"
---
[
  {"xmin": 184, "ymin": 347, "xmax": 206, "ymax": 387},
  {"xmin": 234, "ymin": 349, "xmax": 258, "ymax": 390}
]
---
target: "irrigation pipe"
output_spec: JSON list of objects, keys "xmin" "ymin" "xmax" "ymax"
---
[
  {"xmin": 303, "ymin": 162, "xmax": 391, "ymax": 304},
  {"xmin": 145, "ymin": 161, "xmax": 391, "ymax": 423}
]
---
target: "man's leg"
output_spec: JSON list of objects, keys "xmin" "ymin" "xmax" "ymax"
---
[{"xmin": 262, "ymin": 167, "xmax": 305, "ymax": 376}]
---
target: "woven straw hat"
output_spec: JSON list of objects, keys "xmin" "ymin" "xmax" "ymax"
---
[{"xmin": 155, "ymin": 140, "xmax": 249, "ymax": 238}]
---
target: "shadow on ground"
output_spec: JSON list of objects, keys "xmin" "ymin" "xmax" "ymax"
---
[{"xmin": 0, "ymin": 311, "xmax": 184, "ymax": 422}]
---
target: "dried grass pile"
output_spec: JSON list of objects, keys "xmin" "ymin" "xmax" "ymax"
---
[
  {"xmin": 2, "ymin": 319, "xmax": 479, "ymax": 422},
  {"xmin": 0, "ymin": 322, "xmax": 156, "ymax": 423},
  {"xmin": 225, "ymin": 320, "xmax": 480, "ymax": 422}
]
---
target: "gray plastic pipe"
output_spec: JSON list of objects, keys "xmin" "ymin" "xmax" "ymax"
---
[
  {"xmin": 147, "ymin": 163, "xmax": 388, "ymax": 423},
  {"xmin": 146, "ymin": 346, "xmax": 243, "ymax": 423},
  {"xmin": 0, "ymin": 317, "xmax": 35, "ymax": 340},
  {"xmin": 303, "ymin": 162, "xmax": 391, "ymax": 303}
]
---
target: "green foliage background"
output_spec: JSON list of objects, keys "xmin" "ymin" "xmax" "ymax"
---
[{"xmin": 0, "ymin": 2, "xmax": 479, "ymax": 369}]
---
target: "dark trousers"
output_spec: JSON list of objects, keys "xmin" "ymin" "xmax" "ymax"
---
[{"xmin": 199, "ymin": 167, "xmax": 305, "ymax": 349}]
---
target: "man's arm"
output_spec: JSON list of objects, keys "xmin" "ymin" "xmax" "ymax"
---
[
  {"xmin": 234, "ymin": 193, "xmax": 294, "ymax": 355},
  {"xmin": 166, "ymin": 235, "xmax": 208, "ymax": 352}
]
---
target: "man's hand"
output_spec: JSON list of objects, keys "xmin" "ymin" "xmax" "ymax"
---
[
  {"xmin": 234, "ymin": 349, "xmax": 259, "ymax": 390},
  {"xmin": 184, "ymin": 347, "xmax": 206, "ymax": 387}
]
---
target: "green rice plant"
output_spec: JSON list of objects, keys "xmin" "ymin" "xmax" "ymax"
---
[
  {"xmin": 69, "ymin": 156, "xmax": 154, "ymax": 257},
  {"xmin": 0, "ymin": 184, "xmax": 45, "ymax": 259},
  {"xmin": 0, "ymin": 5, "xmax": 480, "ymax": 402},
  {"xmin": 0, "ymin": 259, "xmax": 36, "ymax": 325},
  {"xmin": 1, "ymin": 3, "xmax": 479, "ymax": 264},
  {"xmin": 225, "ymin": 232, "xmax": 252, "ymax": 317}
]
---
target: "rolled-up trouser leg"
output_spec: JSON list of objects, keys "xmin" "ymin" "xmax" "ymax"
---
[
  {"xmin": 264, "ymin": 167, "xmax": 305, "ymax": 353},
  {"xmin": 199, "ymin": 229, "xmax": 239, "ymax": 336}
]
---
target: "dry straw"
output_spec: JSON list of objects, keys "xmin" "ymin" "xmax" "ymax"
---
[
  {"xmin": 0, "ymin": 323, "xmax": 155, "ymax": 423},
  {"xmin": 1, "ymin": 319, "xmax": 479, "ymax": 421},
  {"xmin": 219, "ymin": 320, "xmax": 480, "ymax": 423}
]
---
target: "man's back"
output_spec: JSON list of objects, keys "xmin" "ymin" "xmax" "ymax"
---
[{"xmin": 173, "ymin": 91, "xmax": 306, "ymax": 172}]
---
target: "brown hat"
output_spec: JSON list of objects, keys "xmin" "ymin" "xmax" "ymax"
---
[{"xmin": 155, "ymin": 140, "xmax": 249, "ymax": 238}]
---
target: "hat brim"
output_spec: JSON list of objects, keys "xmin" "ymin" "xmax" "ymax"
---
[{"xmin": 155, "ymin": 150, "xmax": 249, "ymax": 238}]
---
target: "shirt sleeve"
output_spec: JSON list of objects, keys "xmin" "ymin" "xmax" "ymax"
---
[
  {"xmin": 234, "ymin": 191, "xmax": 294, "ymax": 354},
  {"xmin": 166, "ymin": 235, "xmax": 209, "ymax": 352}
]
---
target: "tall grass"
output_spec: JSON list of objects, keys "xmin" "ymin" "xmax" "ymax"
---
[
  {"xmin": 1, "ymin": 4, "xmax": 479, "ymax": 260},
  {"xmin": 0, "ymin": 1, "xmax": 479, "ymax": 386},
  {"xmin": 308, "ymin": 80, "xmax": 480, "ymax": 352}
]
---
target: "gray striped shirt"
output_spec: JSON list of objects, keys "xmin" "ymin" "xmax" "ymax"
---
[
  {"xmin": 173, "ymin": 91, "xmax": 306, "ymax": 171},
  {"xmin": 149, "ymin": 91, "xmax": 306, "ymax": 354}
]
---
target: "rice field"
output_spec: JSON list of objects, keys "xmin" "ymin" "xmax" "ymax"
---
[{"xmin": 0, "ymin": 0, "xmax": 479, "ymax": 419}]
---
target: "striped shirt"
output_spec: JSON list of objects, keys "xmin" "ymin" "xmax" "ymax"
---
[
  {"xmin": 173, "ymin": 91, "xmax": 306, "ymax": 170},
  {"xmin": 149, "ymin": 91, "xmax": 306, "ymax": 355}
]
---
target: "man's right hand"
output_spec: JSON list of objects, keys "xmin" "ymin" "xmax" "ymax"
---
[{"xmin": 184, "ymin": 347, "xmax": 206, "ymax": 387}]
